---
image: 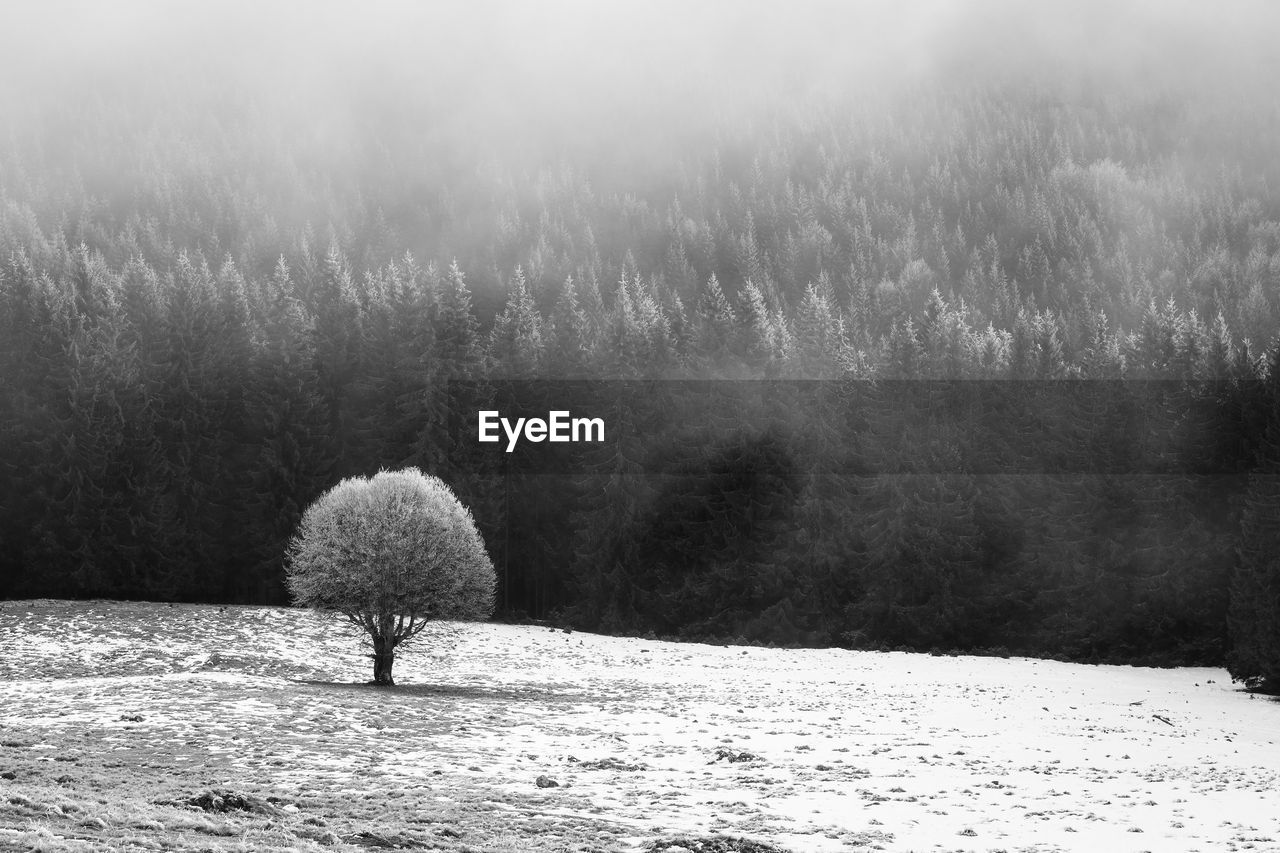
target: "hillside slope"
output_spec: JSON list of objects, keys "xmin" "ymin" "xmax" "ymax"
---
[{"xmin": 0, "ymin": 601, "xmax": 1276, "ymax": 852}]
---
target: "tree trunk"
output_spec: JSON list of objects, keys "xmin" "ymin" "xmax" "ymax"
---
[{"xmin": 372, "ymin": 635, "xmax": 395, "ymax": 686}]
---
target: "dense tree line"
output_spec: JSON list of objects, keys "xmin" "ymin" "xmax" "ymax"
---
[{"xmin": 2, "ymin": 79, "xmax": 1280, "ymax": 687}]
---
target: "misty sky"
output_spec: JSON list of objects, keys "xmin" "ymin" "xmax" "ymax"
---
[
  {"xmin": 2, "ymin": 0, "xmax": 1277, "ymax": 269},
  {"xmin": 3, "ymin": 0, "xmax": 1277, "ymax": 135}
]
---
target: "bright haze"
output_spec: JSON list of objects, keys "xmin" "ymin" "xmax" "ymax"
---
[{"xmin": 2, "ymin": 0, "xmax": 1276, "ymax": 171}]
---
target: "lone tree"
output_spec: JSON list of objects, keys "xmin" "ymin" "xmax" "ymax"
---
[{"xmin": 287, "ymin": 468, "xmax": 495, "ymax": 685}]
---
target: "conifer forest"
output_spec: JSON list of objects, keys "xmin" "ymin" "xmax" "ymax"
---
[{"xmin": 3, "ymin": 0, "xmax": 1280, "ymax": 688}]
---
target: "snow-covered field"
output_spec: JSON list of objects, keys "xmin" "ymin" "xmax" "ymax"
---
[{"xmin": 0, "ymin": 601, "xmax": 1277, "ymax": 853}]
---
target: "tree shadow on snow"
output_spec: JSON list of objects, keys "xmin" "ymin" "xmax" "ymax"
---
[{"xmin": 297, "ymin": 680, "xmax": 587, "ymax": 703}]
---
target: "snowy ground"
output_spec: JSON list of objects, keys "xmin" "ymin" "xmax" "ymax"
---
[{"xmin": 0, "ymin": 601, "xmax": 1277, "ymax": 853}]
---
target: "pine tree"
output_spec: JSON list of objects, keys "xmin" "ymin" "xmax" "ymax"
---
[
  {"xmin": 631, "ymin": 276, "xmax": 677, "ymax": 375},
  {"xmin": 696, "ymin": 273, "xmax": 736, "ymax": 369},
  {"xmin": 435, "ymin": 259, "xmax": 482, "ymax": 380},
  {"xmin": 242, "ymin": 255, "xmax": 325, "ymax": 603},
  {"xmin": 602, "ymin": 281, "xmax": 645, "ymax": 378},
  {"xmin": 547, "ymin": 275, "xmax": 591, "ymax": 376},
  {"xmin": 735, "ymin": 280, "xmax": 774, "ymax": 374},
  {"xmin": 308, "ymin": 244, "xmax": 367, "ymax": 479},
  {"xmin": 1205, "ymin": 312, "xmax": 1235, "ymax": 380},
  {"xmin": 883, "ymin": 319, "xmax": 924, "ymax": 380},
  {"xmin": 489, "ymin": 266, "xmax": 545, "ymax": 378},
  {"xmin": 792, "ymin": 283, "xmax": 845, "ymax": 378}
]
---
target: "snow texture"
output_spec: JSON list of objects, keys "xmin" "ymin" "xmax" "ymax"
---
[{"xmin": 0, "ymin": 600, "xmax": 1277, "ymax": 852}]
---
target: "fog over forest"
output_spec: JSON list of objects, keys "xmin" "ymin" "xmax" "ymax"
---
[
  {"xmin": 6, "ymin": 0, "xmax": 1280, "ymax": 257},
  {"xmin": 4, "ymin": 0, "xmax": 1280, "ymax": 690}
]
